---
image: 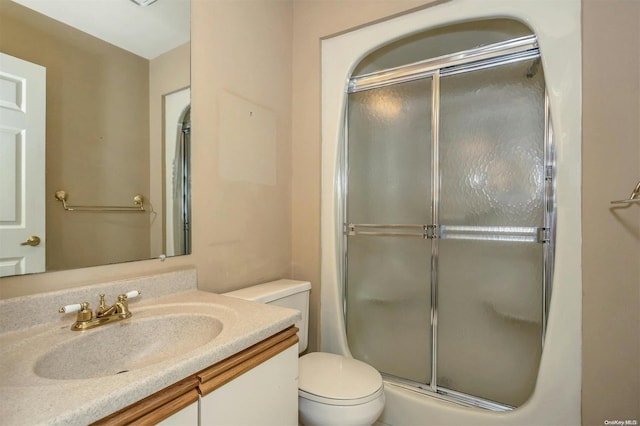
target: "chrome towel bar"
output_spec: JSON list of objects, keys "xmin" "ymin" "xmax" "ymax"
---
[
  {"xmin": 610, "ymin": 181, "xmax": 640, "ymax": 205},
  {"xmin": 54, "ymin": 190, "xmax": 146, "ymax": 212}
]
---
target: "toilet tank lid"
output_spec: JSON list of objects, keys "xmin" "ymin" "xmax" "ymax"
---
[{"xmin": 224, "ymin": 279, "xmax": 311, "ymax": 303}]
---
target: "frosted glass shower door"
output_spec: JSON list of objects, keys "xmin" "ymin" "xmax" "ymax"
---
[
  {"xmin": 346, "ymin": 79, "xmax": 433, "ymax": 383},
  {"xmin": 437, "ymin": 59, "xmax": 546, "ymax": 407}
]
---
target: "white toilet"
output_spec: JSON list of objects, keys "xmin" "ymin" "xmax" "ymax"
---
[{"xmin": 224, "ymin": 280, "xmax": 385, "ymax": 426}]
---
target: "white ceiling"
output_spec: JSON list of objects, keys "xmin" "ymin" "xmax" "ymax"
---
[{"xmin": 12, "ymin": 0, "xmax": 190, "ymax": 59}]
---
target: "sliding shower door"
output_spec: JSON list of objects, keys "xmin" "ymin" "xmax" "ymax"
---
[
  {"xmin": 344, "ymin": 36, "xmax": 553, "ymax": 409},
  {"xmin": 437, "ymin": 59, "xmax": 546, "ymax": 407},
  {"xmin": 346, "ymin": 78, "xmax": 433, "ymax": 383}
]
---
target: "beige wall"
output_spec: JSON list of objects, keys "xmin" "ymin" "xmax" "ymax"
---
[
  {"xmin": 188, "ymin": 0, "xmax": 293, "ymax": 293},
  {"xmin": 582, "ymin": 0, "xmax": 640, "ymax": 424},
  {"xmin": 0, "ymin": 1, "xmax": 150, "ymax": 274}
]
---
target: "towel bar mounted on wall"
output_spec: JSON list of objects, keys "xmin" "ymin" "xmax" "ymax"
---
[
  {"xmin": 54, "ymin": 190, "xmax": 146, "ymax": 212},
  {"xmin": 610, "ymin": 181, "xmax": 640, "ymax": 205}
]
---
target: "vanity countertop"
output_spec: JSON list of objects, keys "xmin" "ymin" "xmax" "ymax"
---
[{"xmin": 0, "ymin": 278, "xmax": 299, "ymax": 426}]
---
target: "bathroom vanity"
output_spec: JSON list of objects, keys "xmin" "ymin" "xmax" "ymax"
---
[
  {"xmin": 0, "ymin": 269, "xmax": 300, "ymax": 425},
  {"xmin": 98, "ymin": 327, "xmax": 299, "ymax": 425}
]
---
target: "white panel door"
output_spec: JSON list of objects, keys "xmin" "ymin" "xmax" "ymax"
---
[{"xmin": 0, "ymin": 53, "xmax": 46, "ymax": 277}]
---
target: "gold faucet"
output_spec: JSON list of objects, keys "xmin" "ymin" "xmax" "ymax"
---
[{"xmin": 59, "ymin": 290, "xmax": 141, "ymax": 331}]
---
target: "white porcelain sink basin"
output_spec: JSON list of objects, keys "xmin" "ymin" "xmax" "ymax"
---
[{"xmin": 34, "ymin": 313, "xmax": 223, "ymax": 380}]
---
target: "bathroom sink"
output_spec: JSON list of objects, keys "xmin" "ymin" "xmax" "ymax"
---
[{"xmin": 34, "ymin": 313, "xmax": 223, "ymax": 380}]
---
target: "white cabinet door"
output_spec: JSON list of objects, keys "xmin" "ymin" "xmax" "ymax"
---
[
  {"xmin": 157, "ymin": 399, "xmax": 199, "ymax": 426},
  {"xmin": 201, "ymin": 344, "xmax": 299, "ymax": 426},
  {"xmin": 0, "ymin": 53, "xmax": 46, "ymax": 277}
]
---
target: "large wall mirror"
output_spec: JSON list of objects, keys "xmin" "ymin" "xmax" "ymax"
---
[{"xmin": 0, "ymin": 0, "xmax": 191, "ymax": 277}]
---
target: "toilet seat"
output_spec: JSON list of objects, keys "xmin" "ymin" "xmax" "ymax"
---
[
  {"xmin": 299, "ymin": 386, "xmax": 384, "ymax": 406},
  {"xmin": 299, "ymin": 352, "xmax": 384, "ymax": 406}
]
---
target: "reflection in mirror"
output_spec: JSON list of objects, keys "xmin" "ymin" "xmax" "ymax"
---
[
  {"xmin": 0, "ymin": 0, "xmax": 191, "ymax": 277},
  {"xmin": 164, "ymin": 89, "xmax": 191, "ymax": 257}
]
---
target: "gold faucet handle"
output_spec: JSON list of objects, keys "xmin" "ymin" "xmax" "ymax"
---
[
  {"xmin": 95, "ymin": 294, "xmax": 108, "ymax": 315},
  {"xmin": 113, "ymin": 291, "xmax": 139, "ymax": 318},
  {"xmin": 58, "ymin": 302, "xmax": 84, "ymax": 314},
  {"xmin": 116, "ymin": 290, "xmax": 141, "ymax": 304},
  {"xmin": 122, "ymin": 290, "xmax": 141, "ymax": 300},
  {"xmin": 58, "ymin": 302, "xmax": 92, "ymax": 322}
]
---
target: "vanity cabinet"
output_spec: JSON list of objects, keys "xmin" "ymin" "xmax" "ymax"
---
[{"xmin": 94, "ymin": 326, "xmax": 298, "ymax": 426}]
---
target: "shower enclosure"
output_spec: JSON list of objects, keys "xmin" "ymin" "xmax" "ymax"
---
[{"xmin": 343, "ymin": 34, "xmax": 555, "ymax": 410}]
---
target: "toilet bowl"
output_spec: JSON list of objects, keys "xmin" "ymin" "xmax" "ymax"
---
[
  {"xmin": 224, "ymin": 280, "xmax": 385, "ymax": 426},
  {"xmin": 298, "ymin": 352, "xmax": 385, "ymax": 426}
]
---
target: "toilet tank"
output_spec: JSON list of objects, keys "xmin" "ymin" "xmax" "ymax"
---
[{"xmin": 224, "ymin": 279, "xmax": 311, "ymax": 353}]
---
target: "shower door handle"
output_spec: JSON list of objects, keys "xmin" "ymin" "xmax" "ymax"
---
[{"xmin": 346, "ymin": 223, "xmax": 434, "ymax": 238}]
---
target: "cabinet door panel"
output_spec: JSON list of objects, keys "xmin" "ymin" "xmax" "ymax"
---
[
  {"xmin": 200, "ymin": 345, "xmax": 299, "ymax": 426},
  {"xmin": 156, "ymin": 399, "xmax": 199, "ymax": 426}
]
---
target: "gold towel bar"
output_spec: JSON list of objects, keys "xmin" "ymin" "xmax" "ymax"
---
[{"xmin": 54, "ymin": 190, "xmax": 146, "ymax": 212}]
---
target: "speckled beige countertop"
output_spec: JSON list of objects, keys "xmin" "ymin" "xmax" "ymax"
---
[{"xmin": 0, "ymin": 269, "xmax": 300, "ymax": 426}]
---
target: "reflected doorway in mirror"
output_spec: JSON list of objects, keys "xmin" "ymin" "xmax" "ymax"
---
[
  {"xmin": 164, "ymin": 88, "xmax": 191, "ymax": 257},
  {"xmin": 0, "ymin": 53, "xmax": 45, "ymax": 277}
]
